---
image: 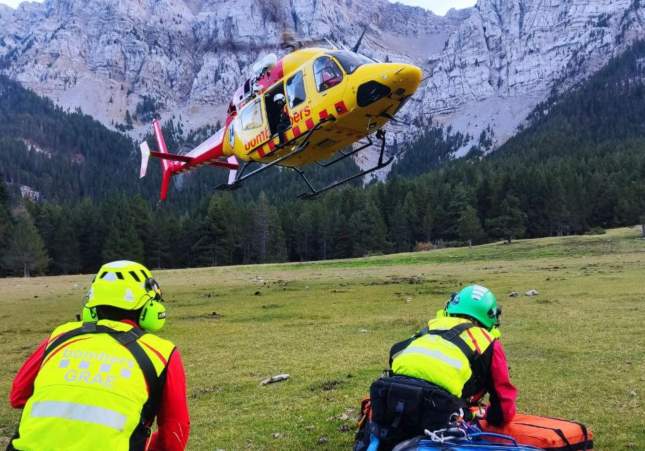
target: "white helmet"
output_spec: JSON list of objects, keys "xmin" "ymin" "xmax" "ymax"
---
[{"xmin": 273, "ymin": 93, "xmax": 286, "ymax": 104}]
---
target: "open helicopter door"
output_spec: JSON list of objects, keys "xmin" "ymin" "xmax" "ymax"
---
[{"xmin": 235, "ymin": 98, "xmax": 272, "ymax": 157}]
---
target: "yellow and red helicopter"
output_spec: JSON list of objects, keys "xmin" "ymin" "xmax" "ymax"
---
[{"xmin": 139, "ymin": 36, "xmax": 422, "ymax": 200}]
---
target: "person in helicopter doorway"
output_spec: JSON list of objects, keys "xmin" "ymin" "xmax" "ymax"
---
[
  {"xmin": 273, "ymin": 93, "xmax": 291, "ymax": 146},
  {"xmin": 7, "ymin": 261, "xmax": 190, "ymax": 451},
  {"xmin": 355, "ymin": 285, "xmax": 517, "ymax": 451}
]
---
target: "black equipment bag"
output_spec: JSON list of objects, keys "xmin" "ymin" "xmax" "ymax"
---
[{"xmin": 357, "ymin": 375, "xmax": 467, "ymax": 451}]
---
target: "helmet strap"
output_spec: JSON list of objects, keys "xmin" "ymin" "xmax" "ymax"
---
[{"xmin": 444, "ymin": 292, "xmax": 458, "ymax": 315}]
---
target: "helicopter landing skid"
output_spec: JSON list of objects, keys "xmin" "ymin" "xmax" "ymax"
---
[
  {"xmin": 294, "ymin": 129, "xmax": 391, "ymax": 200},
  {"xmin": 214, "ymin": 122, "xmax": 324, "ymax": 192}
]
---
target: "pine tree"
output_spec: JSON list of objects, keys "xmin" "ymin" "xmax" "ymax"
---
[
  {"xmin": 207, "ymin": 194, "xmax": 235, "ymax": 265},
  {"xmin": 254, "ymin": 193, "xmax": 271, "ymax": 263},
  {"xmin": 73, "ymin": 199, "xmax": 106, "ymax": 273},
  {"xmin": 389, "ymin": 191, "xmax": 417, "ymax": 252},
  {"xmin": 486, "ymin": 195, "xmax": 527, "ymax": 244},
  {"xmin": 267, "ymin": 206, "xmax": 288, "ymax": 262},
  {"xmin": 458, "ymin": 205, "xmax": 485, "ymax": 247},
  {"xmin": 188, "ymin": 216, "xmax": 218, "ymax": 267},
  {"xmin": 128, "ymin": 196, "xmax": 159, "ymax": 268},
  {"xmin": 125, "ymin": 110, "xmax": 133, "ymax": 130},
  {"xmin": 348, "ymin": 200, "xmax": 387, "ymax": 257},
  {"xmin": 0, "ymin": 180, "xmax": 12, "ymax": 266},
  {"xmin": 158, "ymin": 215, "xmax": 184, "ymax": 268},
  {"xmin": 293, "ymin": 208, "xmax": 315, "ymax": 261},
  {"xmin": 102, "ymin": 221, "xmax": 145, "ymax": 263},
  {"xmin": 50, "ymin": 212, "xmax": 81, "ymax": 274},
  {"xmin": 2, "ymin": 210, "xmax": 49, "ymax": 277}
]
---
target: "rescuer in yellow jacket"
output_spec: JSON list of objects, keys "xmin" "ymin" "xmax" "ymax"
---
[
  {"xmin": 355, "ymin": 285, "xmax": 517, "ymax": 451},
  {"xmin": 8, "ymin": 261, "xmax": 190, "ymax": 451}
]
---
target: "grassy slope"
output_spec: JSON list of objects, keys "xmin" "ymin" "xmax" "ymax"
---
[{"xmin": 0, "ymin": 228, "xmax": 643, "ymax": 450}]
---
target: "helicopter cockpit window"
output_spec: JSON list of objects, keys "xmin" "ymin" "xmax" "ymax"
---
[
  {"xmin": 329, "ymin": 51, "xmax": 372, "ymax": 74},
  {"xmin": 286, "ymin": 71, "xmax": 306, "ymax": 109},
  {"xmin": 240, "ymin": 99, "xmax": 263, "ymax": 130},
  {"xmin": 313, "ymin": 56, "xmax": 343, "ymax": 92}
]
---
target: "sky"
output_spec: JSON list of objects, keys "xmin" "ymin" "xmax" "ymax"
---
[
  {"xmin": 389, "ymin": 0, "xmax": 477, "ymax": 15},
  {"xmin": 0, "ymin": 0, "xmax": 41, "ymax": 8},
  {"xmin": 0, "ymin": 0, "xmax": 477, "ymax": 16}
]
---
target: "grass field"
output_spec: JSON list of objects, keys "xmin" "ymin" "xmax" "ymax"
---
[{"xmin": 0, "ymin": 228, "xmax": 644, "ymax": 450}]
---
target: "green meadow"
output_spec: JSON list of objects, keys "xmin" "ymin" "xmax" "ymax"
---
[{"xmin": 0, "ymin": 228, "xmax": 643, "ymax": 450}]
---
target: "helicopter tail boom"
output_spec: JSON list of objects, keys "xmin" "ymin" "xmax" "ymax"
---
[{"xmin": 140, "ymin": 119, "xmax": 241, "ymax": 201}]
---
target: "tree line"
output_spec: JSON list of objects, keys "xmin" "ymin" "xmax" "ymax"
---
[{"xmin": 1, "ymin": 130, "xmax": 643, "ymax": 276}]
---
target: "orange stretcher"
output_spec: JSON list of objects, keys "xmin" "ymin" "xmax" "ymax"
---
[{"xmin": 479, "ymin": 413, "xmax": 593, "ymax": 450}]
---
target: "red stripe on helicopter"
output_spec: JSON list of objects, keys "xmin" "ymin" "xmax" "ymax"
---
[
  {"xmin": 257, "ymin": 147, "xmax": 266, "ymax": 158},
  {"xmin": 293, "ymin": 126, "xmax": 302, "ymax": 138},
  {"xmin": 305, "ymin": 118, "xmax": 315, "ymax": 130},
  {"xmin": 335, "ymin": 101, "xmax": 348, "ymax": 114},
  {"xmin": 267, "ymin": 139, "xmax": 280, "ymax": 156},
  {"xmin": 319, "ymin": 110, "xmax": 329, "ymax": 121}
]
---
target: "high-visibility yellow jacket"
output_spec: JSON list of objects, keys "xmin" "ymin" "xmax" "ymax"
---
[
  {"xmin": 13, "ymin": 320, "xmax": 175, "ymax": 451},
  {"xmin": 391, "ymin": 316, "xmax": 495, "ymax": 398}
]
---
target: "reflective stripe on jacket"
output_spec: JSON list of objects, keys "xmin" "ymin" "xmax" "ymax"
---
[
  {"xmin": 391, "ymin": 317, "xmax": 494, "ymax": 398},
  {"xmin": 13, "ymin": 320, "xmax": 175, "ymax": 451}
]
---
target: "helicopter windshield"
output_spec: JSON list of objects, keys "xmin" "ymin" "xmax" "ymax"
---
[{"xmin": 329, "ymin": 51, "xmax": 373, "ymax": 74}]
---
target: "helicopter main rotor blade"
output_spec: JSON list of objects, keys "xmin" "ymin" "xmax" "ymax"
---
[{"xmin": 352, "ymin": 26, "xmax": 367, "ymax": 53}]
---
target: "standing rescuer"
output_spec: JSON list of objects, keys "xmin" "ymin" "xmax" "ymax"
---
[
  {"xmin": 356, "ymin": 284, "xmax": 516, "ymax": 450},
  {"xmin": 7, "ymin": 261, "xmax": 190, "ymax": 451}
]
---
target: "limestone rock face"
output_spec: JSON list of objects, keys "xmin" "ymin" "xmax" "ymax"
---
[
  {"xmin": 0, "ymin": 0, "xmax": 460, "ymax": 136},
  {"xmin": 415, "ymin": 0, "xmax": 645, "ymax": 156},
  {"xmin": 2, "ymin": 0, "xmax": 645, "ymax": 173}
]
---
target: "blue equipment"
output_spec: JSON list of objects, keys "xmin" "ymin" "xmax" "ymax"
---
[{"xmin": 370, "ymin": 427, "xmax": 543, "ymax": 451}]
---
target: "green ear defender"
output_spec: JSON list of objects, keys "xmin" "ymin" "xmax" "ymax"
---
[
  {"xmin": 81, "ymin": 305, "xmax": 98, "ymax": 322},
  {"xmin": 138, "ymin": 299, "xmax": 166, "ymax": 332},
  {"xmin": 138, "ymin": 277, "xmax": 166, "ymax": 332},
  {"xmin": 81, "ymin": 284, "xmax": 98, "ymax": 323}
]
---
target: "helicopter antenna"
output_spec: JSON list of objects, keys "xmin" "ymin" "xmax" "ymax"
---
[{"xmin": 352, "ymin": 26, "xmax": 367, "ymax": 53}]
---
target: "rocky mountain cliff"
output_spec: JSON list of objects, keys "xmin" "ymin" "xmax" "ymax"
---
[{"xmin": 1, "ymin": 0, "xmax": 645, "ymax": 170}]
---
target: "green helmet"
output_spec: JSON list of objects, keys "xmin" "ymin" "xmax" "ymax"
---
[
  {"xmin": 445, "ymin": 284, "xmax": 500, "ymax": 330},
  {"xmin": 82, "ymin": 260, "xmax": 166, "ymax": 332}
]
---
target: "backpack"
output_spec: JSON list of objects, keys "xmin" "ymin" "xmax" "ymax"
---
[{"xmin": 354, "ymin": 376, "xmax": 468, "ymax": 451}]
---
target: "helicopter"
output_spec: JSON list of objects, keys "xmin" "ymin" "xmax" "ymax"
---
[{"xmin": 139, "ymin": 34, "xmax": 422, "ymax": 200}]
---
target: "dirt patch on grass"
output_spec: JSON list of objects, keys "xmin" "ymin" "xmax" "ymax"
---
[
  {"xmin": 176, "ymin": 311, "xmax": 223, "ymax": 320},
  {"xmin": 309, "ymin": 379, "xmax": 346, "ymax": 392},
  {"xmin": 365, "ymin": 275, "xmax": 426, "ymax": 286},
  {"xmin": 534, "ymin": 298, "xmax": 559, "ymax": 305},
  {"xmin": 189, "ymin": 385, "xmax": 222, "ymax": 399}
]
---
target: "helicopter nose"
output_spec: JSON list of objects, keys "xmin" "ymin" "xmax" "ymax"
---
[
  {"xmin": 355, "ymin": 63, "xmax": 423, "ymax": 108},
  {"xmin": 392, "ymin": 64, "xmax": 422, "ymax": 96}
]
